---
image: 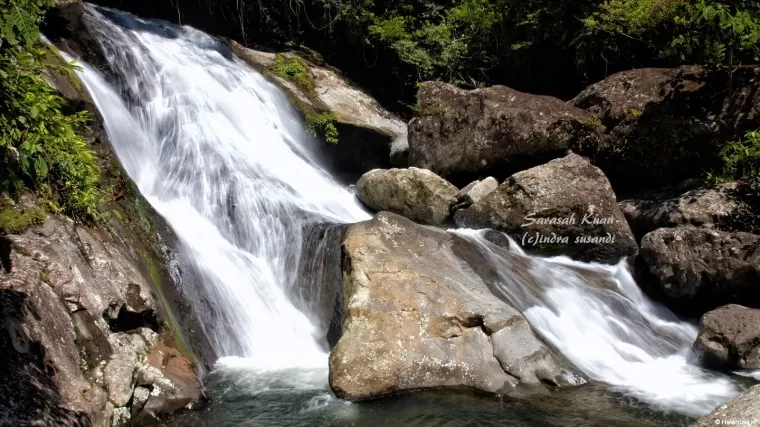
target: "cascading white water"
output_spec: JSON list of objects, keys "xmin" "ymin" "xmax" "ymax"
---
[
  {"xmin": 61, "ymin": 5, "xmax": 368, "ymax": 371},
  {"xmin": 52, "ymin": 4, "xmax": 748, "ymax": 419},
  {"xmin": 454, "ymin": 230, "xmax": 741, "ymax": 417}
]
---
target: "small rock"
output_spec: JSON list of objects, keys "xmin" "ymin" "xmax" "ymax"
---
[
  {"xmin": 355, "ymin": 167, "xmax": 458, "ymax": 225},
  {"xmin": 460, "ymin": 177, "xmax": 498, "ymax": 205}
]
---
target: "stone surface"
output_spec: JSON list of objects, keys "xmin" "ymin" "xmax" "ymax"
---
[
  {"xmin": 408, "ymin": 82, "xmax": 602, "ymax": 184},
  {"xmin": 0, "ymin": 214, "xmax": 202, "ymax": 426},
  {"xmin": 693, "ymin": 385, "xmax": 760, "ymax": 427},
  {"xmin": 454, "ymin": 153, "xmax": 637, "ymax": 263},
  {"xmin": 458, "ymin": 177, "xmax": 499, "ymax": 206},
  {"xmin": 693, "ymin": 304, "xmax": 760, "ymax": 371},
  {"xmin": 640, "ymin": 227, "xmax": 760, "ymax": 310},
  {"xmin": 230, "ymin": 41, "xmax": 407, "ymax": 176},
  {"xmin": 572, "ymin": 66, "xmax": 760, "ymax": 191},
  {"xmin": 355, "ymin": 168, "xmax": 459, "ymax": 225},
  {"xmin": 329, "ymin": 212, "xmax": 584, "ymax": 401},
  {"xmin": 619, "ymin": 181, "xmax": 739, "ymax": 239}
]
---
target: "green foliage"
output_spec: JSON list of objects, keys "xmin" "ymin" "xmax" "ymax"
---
[
  {"xmin": 667, "ymin": 0, "xmax": 760, "ymax": 65},
  {"xmin": 0, "ymin": 199, "xmax": 44, "ymax": 234},
  {"xmin": 0, "ymin": 0, "xmax": 51, "ymax": 48},
  {"xmin": 1, "ymin": 0, "xmax": 104, "ymax": 224},
  {"xmin": 268, "ymin": 54, "xmax": 313, "ymax": 91},
  {"xmin": 290, "ymin": 97, "xmax": 340, "ymax": 144},
  {"xmin": 710, "ymin": 130, "xmax": 760, "ymax": 184},
  {"xmin": 584, "ymin": 0, "xmax": 683, "ymax": 36},
  {"xmin": 308, "ymin": 111, "xmax": 339, "ymax": 144}
]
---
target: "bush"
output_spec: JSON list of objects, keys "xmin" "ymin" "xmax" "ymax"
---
[
  {"xmin": 308, "ymin": 111, "xmax": 338, "ymax": 144},
  {"xmin": 1, "ymin": 0, "xmax": 103, "ymax": 224},
  {"xmin": 711, "ymin": 130, "xmax": 760, "ymax": 184},
  {"xmin": 268, "ymin": 54, "xmax": 313, "ymax": 91}
]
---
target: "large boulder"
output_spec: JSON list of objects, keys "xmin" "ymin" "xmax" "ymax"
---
[
  {"xmin": 355, "ymin": 168, "xmax": 458, "ymax": 225},
  {"xmin": 408, "ymin": 82, "xmax": 603, "ymax": 184},
  {"xmin": 453, "ymin": 153, "xmax": 637, "ymax": 263},
  {"xmin": 0, "ymin": 214, "xmax": 203, "ymax": 427},
  {"xmin": 693, "ymin": 384, "xmax": 760, "ymax": 427},
  {"xmin": 639, "ymin": 227, "xmax": 760, "ymax": 311},
  {"xmin": 619, "ymin": 181, "xmax": 740, "ymax": 239},
  {"xmin": 330, "ymin": 212, "xmax": 584, "ymax": 401},
  {"xmin": 572, "ymin": 66, "xmax": 760, "ymax": 191},
  {"xmin": 229, "ymin": 41, "xmax": 407, "ymax": 177},
  {"xmin": 693, "ymin": 305, "xmax": 760, "ymax": 371}
]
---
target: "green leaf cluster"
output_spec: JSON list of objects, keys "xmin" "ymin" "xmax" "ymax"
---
[
  {"xmin": 710, "ymin": 130, "xmax": 760, "ymax": 184},
  {"xmin": 0, "ymin": 0, "xmax": 51, "ymax": 48},
  {"xmin": 307, "ymin": 111, "xmax": 339, "ymax": 144},
  {"xmin": 1, "ymin": 0, "xmax": 103, "ymax": 224},
  {"xmin": 268, "ymin": 54, "xmax": 314, "ymax": 91}
]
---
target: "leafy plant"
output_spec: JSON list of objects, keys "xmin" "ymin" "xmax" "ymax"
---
[
  {"xmin": 712, "ymin": 130, "xmax": 760, "ymax": 183},
  {"xmin": 1, "ymin": 0, "xmax": 104, "ymax": 224},
  {"xmin": 268, "ymin": 54, "xmax": 313, "ymax": 91},
  {"xmin": 0, "ymin": 0, "xmax": 51, "ymax": 48},
  {"xmin": 307, "ymin": 111, "xmax": 339, "ymax": 144},
  {"xmin": 667, "ymin": 0, "xmax": 760, "ymax": 83}
]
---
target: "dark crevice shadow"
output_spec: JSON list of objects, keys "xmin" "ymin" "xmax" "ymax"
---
[
  {"xmin": 0, "ymin": 289, "xmax": 92, "ymax": 427},
  {"xmin": 0, "ymin": 236, "xmax": 11, "ymax": 273}
]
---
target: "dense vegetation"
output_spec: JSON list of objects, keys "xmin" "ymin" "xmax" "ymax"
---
[
  {"xmin": 95, "ymin": 0, "xmax": 760, "ymax": 110},
  {"xmin": 712, "ymin": 129, "xmax": 760, "ymax": 184},
  {"xmin": 0, "ymin": 0, "xmax": 103, "ymax": 230}
]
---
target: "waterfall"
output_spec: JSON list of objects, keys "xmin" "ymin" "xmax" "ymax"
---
[
  {"xmin": 61, "ymin": 4, "xmax": 369, "ymax": 371},
  {"xmin": 53, "ymin": 4, "xmax": 745, "ymax": 419},
  {"xmin": 454, "ymin": 230, "xmax": 740, "ymax": 417}
]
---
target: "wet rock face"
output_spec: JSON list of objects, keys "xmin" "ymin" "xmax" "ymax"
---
[
  {"xmin": 408, "ymin": 82, "xmax": 602, "ymax": 185},
  {"xmin": 355, "ymin": 168, "xmax": 459, "ymax": 225},
  {"xmin": 453, "ymin": 153, "xmax": 637, "ymax": 264},
  {"xmin": 640, "ymin": 226, "xmax": 760, "ymax": 311},
  {"xmin": 693, "ymin": 305, "xmax": 760, "ymax": 371},
  {"xmin": 571, "ymin": 66, "xmax": 760, "ymax": 191},
  {"xmin": 329, "ymin": 212, "xmax": 584, "ymax": 401},
  {"xmin": 0, "ymin": 217, "xmax": 201, "ymax": 427}
]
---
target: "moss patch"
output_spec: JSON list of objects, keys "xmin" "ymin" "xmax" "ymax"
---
[
  {"xmin": 267, "ymin": 54, "xmax": 314, "ymax": 92},
  {"xmin": 0, "ymin": 201, "xmax": 45, "ymax": 234}
]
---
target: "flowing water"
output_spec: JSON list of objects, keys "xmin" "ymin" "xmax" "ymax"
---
[{"xmin": 55, "ymin": 5, "xmax": 754, "ymax": 426}]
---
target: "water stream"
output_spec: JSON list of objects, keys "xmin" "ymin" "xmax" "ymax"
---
[{"xmin": 55, "ymin": 5, "xmax": 752, "ymax": 425}]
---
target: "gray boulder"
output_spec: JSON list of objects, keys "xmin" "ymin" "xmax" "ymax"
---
[
  {"xmin": 693, "ymin": 304, "xmax": 760, "ymax": 371},
  {"xmin": 355, "ymin": 167, "xmax": 458, "ymax": 225},
  {"xmin": 329, "ymin": 212, "xmax": 584, "ymax": 401},
  {"xmin": 571, "ymin": 66, "xmax": 760, "ymax": 191},
  {"xmin": 408, "ymin": 82, "xmax": 602, "ymax": 183},
  {"xmin": 454, "ymin": 153, "xmax": 637, "ymax": 263},
  {"xmin": 693, "ymin": 385, "xmax": 760, "ymax": 427},
  {"xmin": 640, "ymin": 227, "xmax": 760, "ymax": 309},
  {"xmin": 619, "ymin": 181, "xmax": 740, "ymax": 239}
]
